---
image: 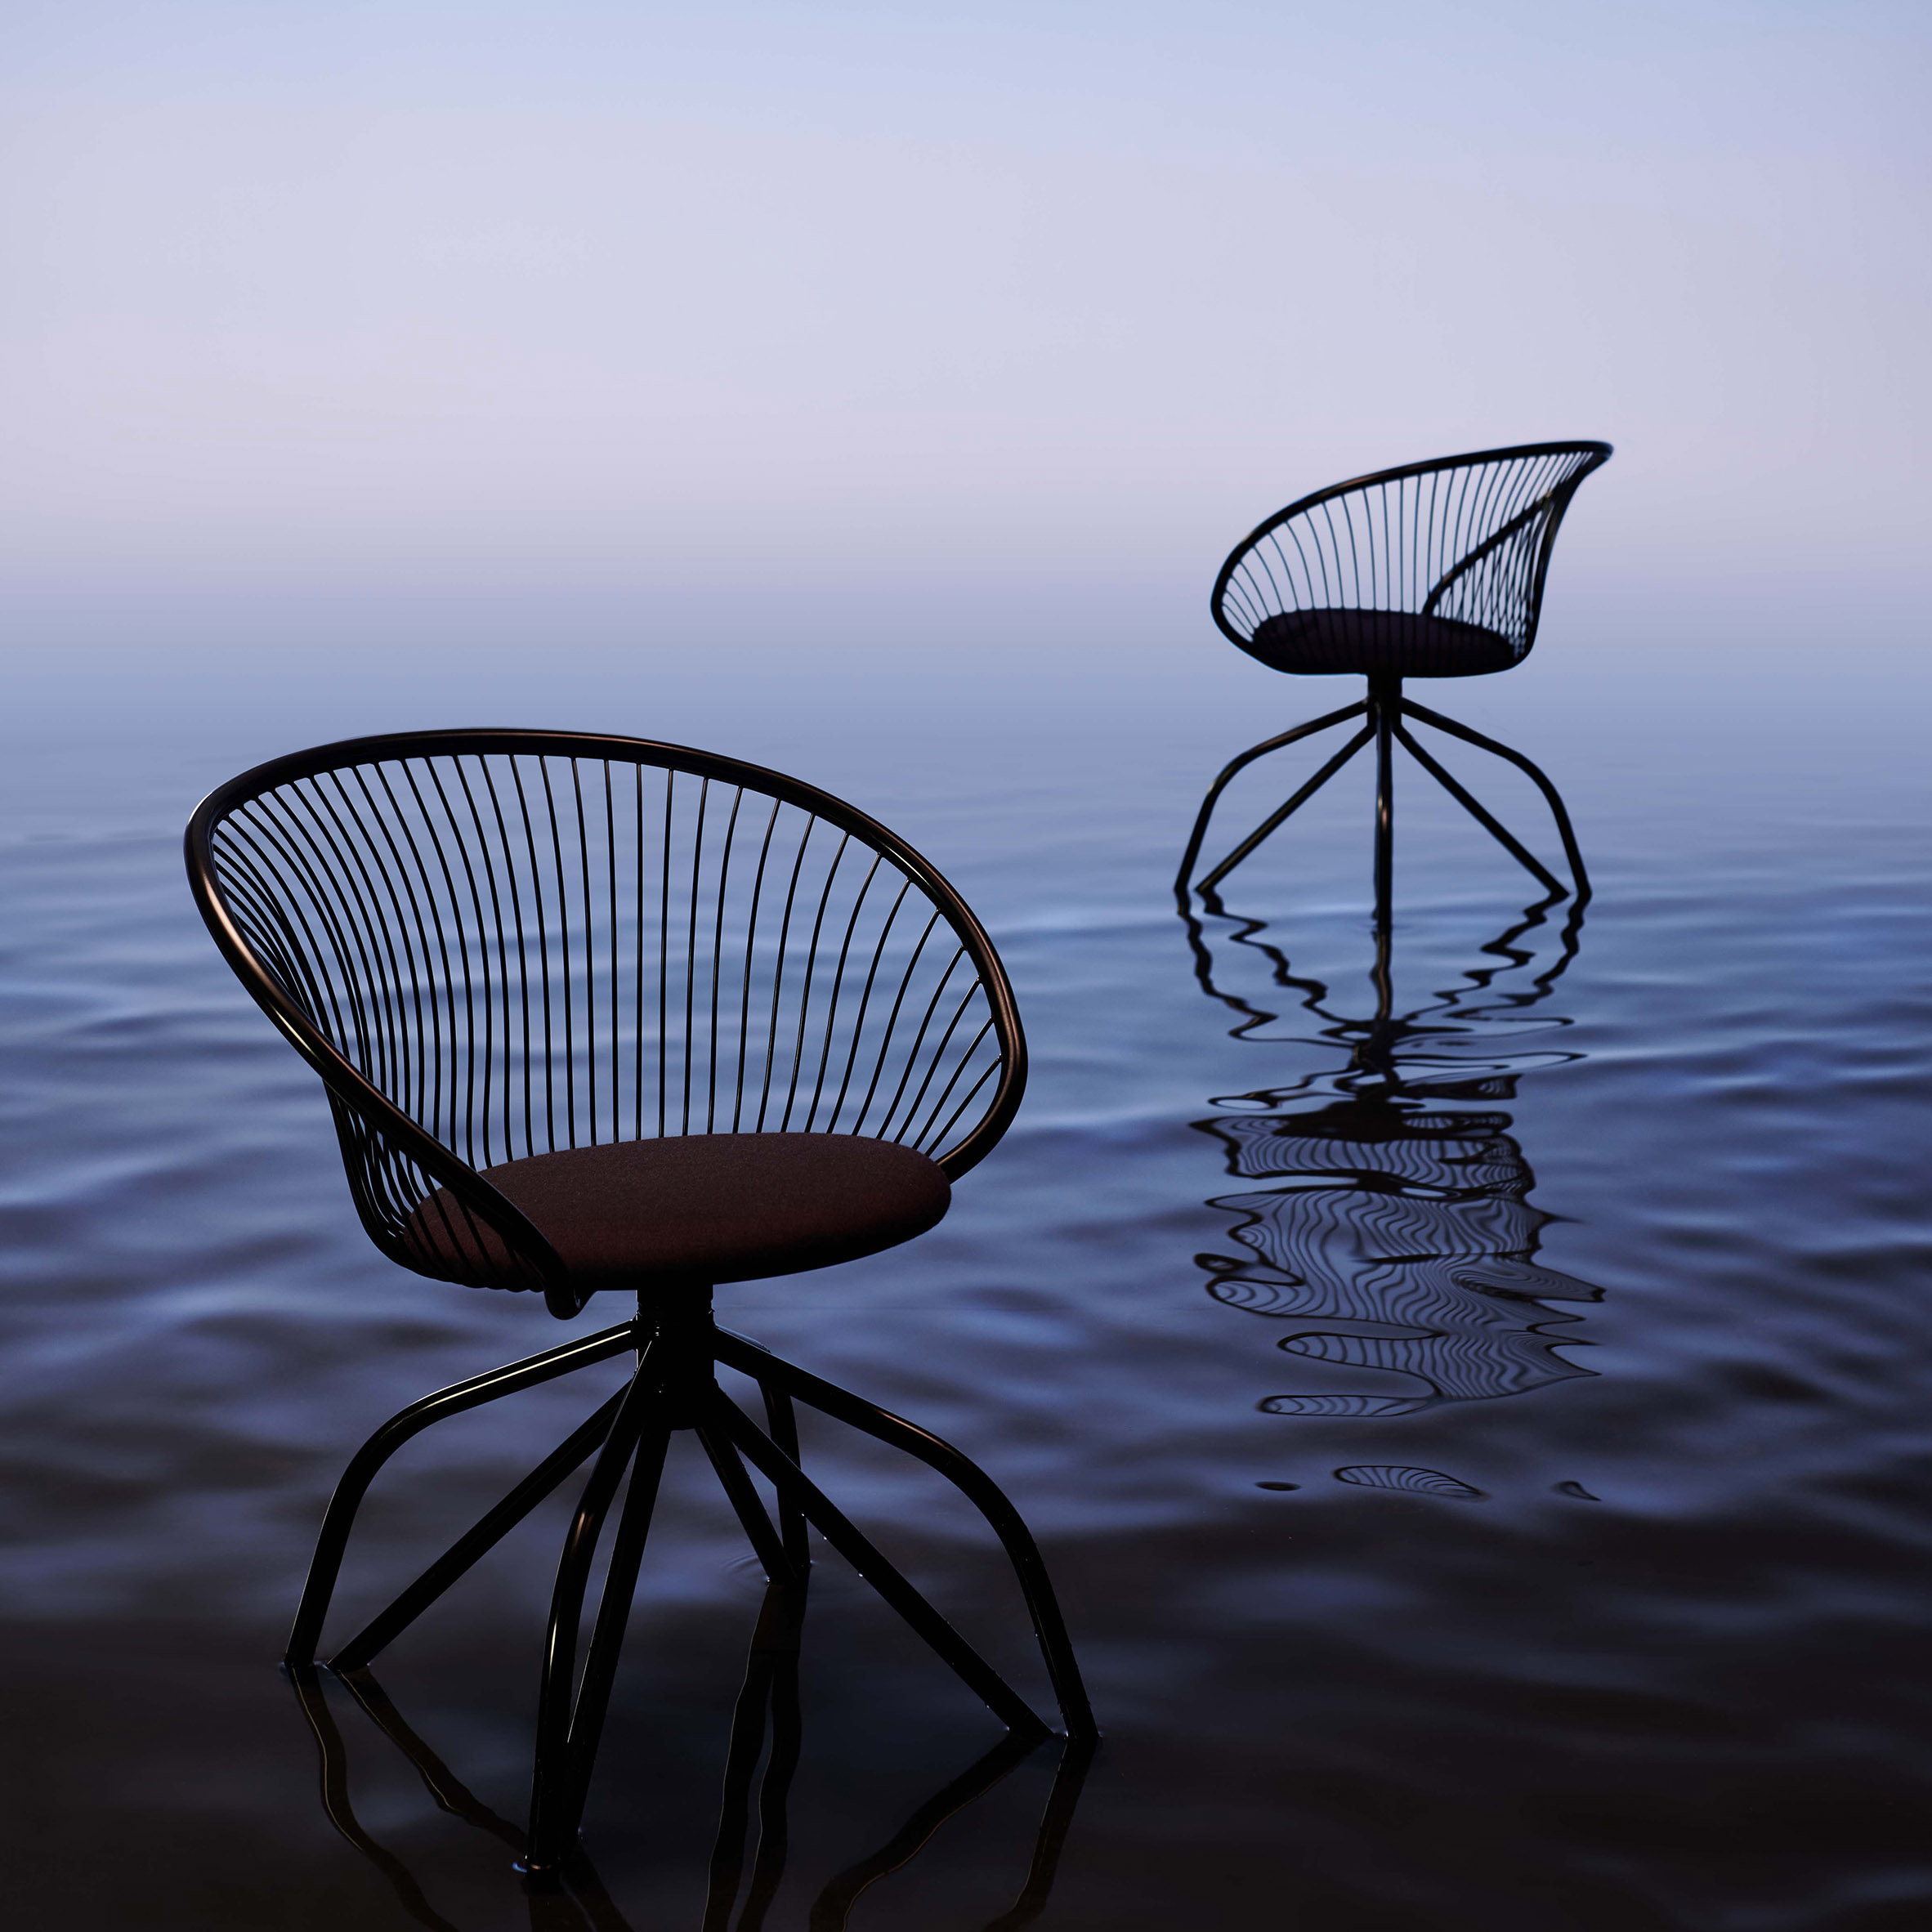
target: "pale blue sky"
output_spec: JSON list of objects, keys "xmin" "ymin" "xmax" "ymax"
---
[{"xmin": 4, "ymin": 1, "xmax": 1926, "ymax": 637}]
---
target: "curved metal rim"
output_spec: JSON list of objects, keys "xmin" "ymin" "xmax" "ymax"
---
[
  {"xmin": 1208, "ymin": 440, "xmax": 1613, "ymax": 651},
  {"xmin": 185, "ymin": 727, "xmax": 1028, "ymax": 1269}
]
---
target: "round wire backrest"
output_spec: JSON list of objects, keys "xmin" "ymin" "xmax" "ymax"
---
[
  {"xmin": 1212, "ymin": 441, "xmax": 1611, "ymax": 662},
  {"xmin": 189, "ymin": 731, "xmax": 1026, "ymax": 1236}
]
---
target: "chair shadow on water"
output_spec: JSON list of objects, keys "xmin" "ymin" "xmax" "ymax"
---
[
  {"xmin": 288, "ymin": 1576, "xmax": 1092, "ymax": 1932},
  {"xmin": 1177, "ymin": 852, "xmax": 1604, "ymax": 1424}
]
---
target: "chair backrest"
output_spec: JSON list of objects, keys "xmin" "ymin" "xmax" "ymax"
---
[
  {"xmin": 187, "ymin": 730, "xmax": 1026, "ymax": 1305},
  {"xmin": 1211, "ymin": 441, "xmax": 1610, "ymax": 664}
]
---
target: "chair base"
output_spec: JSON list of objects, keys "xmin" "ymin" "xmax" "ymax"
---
[
  {"xmin": 1175, "ymin": 674, "xmax": 1590, "ymax": 916},
  {"xmin": 284, "ymin": 1291, "xmax": 1096, "ymax": 1873}
]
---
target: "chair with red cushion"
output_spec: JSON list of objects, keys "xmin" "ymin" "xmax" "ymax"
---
[
  {"xmin": 1178, "ymin": 441, "xmax": 1611, "ymax": 915},
  {"xmin": 186, "ymin": 727, "xmax": 1093, "ymax": 1874}
]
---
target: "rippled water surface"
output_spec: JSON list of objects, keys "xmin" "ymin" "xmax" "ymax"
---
[{"xmin": 6, "ymin": 617, "xmax": 1932, "ymax": 1929}]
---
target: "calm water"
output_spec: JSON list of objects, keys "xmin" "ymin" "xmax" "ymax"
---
[{"xmin": 5, "ymin": 612, "xmax": 1932, "ymax": 1929}]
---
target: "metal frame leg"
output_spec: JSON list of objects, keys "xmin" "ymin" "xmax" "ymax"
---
[
  {"xmin": 525, "ymin": 1357, "xmax": 670, "ymax": 1872},
  {"xmin": 1195, "ymin": 723, "xmax": 1376, "ymax": 897},
  {"xmin": 1401, "ymin": 695, "xmax": 1590, "ymax": 900},
  {"xmin": 542, "ymin": 1416, "xmax": 673, "ymax": 1866},
  {"xmin": 1371, "ymin": 675, "xmax": 1397, "ymax": 927},
  {"xmin": 292, "ymin": 1308, "xmax": 1093, "ymax": 1882},
  {"xmin": 695, "ymin": 1422, "xmax": 801, "ymax": 1589},
  {"xmin": 1176, "ymin": 699, "xmax": 1369, "ymax": 893},
  {"xmin": 712, "ymin": 1334, "xmax": 1095, "ymax": 1742},
  {"xmin": 704, "ymin": 1386, "xmax": 1052, "ymax": 1741},
  {"xmin": 1179, "ymin": 684, "xmax": 1590, "ymax": 915},
  {"xmin": 286, "ymin": 1320, "xmax": 642, "ymax": 1665},
  {"xmin": 759, "ymin": 1381, "xmax": 811, "ymax": 1575},
  {"xmin": 329, "ymin": 1388, "xmax": 628, "ymax": 1671},
  {"xmin": 1391, "ymin": 720, "xmax": 1564, "ymax": 897}
]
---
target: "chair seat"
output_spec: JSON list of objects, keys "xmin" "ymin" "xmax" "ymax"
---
[
  {"xmin": 1242, "ymin": 609, "xmax": 1517, "ymax": 678},
  {"xmin": 403, "ymin": 1133, "xmax": 951, "ymax": 1294}
]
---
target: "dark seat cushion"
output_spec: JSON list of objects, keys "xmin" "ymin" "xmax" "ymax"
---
[
  {"xmin": 401, "ymin": 1133, "xmax": 950, "ymax": 1295},
  {"xmin": 1242, "ymin": 609, "xmax": 1517, "ymax": 679}
]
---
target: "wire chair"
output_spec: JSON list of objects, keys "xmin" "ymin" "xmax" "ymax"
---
[
  {"xmin": 186, "ymin": 727, "xmax": 1093, "ymax": 1876},
  {"xmin": 1177, "ymin": 441, "xmax": 1611, "ymax": 913}
]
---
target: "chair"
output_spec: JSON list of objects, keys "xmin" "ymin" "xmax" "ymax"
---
[
  {"xmin": 185, "ymin": 727, "xmax": 1094, "ymax": 1876},
  {"xmin": 1176, "ymin": 441, "xmax": 1611, "ymax": 915}
]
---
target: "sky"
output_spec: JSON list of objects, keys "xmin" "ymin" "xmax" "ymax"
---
[{"xmin": 3, "ymin": 0, "xmax": 1927, "ymax": 646}]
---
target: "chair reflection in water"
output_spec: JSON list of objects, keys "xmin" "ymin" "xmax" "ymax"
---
[
  {"xmin": 186, "ymin": 730, "xmax": 1093, "ymax": 1879},
  {"xmin": 1177, "ymin": 441, "xmax": 1610, "ymax": 913},
  {"xmin": 1179, "ymin": 876, "xmax": 1603, "ymax": 1420},
  {"xmin": 288, "ymin": 1586, "xmax": 1092, "ymax": 1931}
]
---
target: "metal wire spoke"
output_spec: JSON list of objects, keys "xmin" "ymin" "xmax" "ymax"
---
[
  {"xmin": 1211, "ymin": 443, "xmax": 1608, "ymax": 664},
  {"xmin": 207, "ymin": 745, "xmax": 1020, "ymax": 1198}
]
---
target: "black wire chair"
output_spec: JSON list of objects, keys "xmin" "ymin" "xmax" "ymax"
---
[
  {"xmin": 185, "ymin": 728, "xmax": 1094, "ymax": 1876},
  {"xmin": 1177, "ymin": 441, "xmax": 1611, "ymax": 914}
]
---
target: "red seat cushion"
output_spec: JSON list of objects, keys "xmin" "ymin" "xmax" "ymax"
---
[
  {"xmin": 1243, "ymin": 609, "xmax": 1517, "ymax": 678},
  {"xmin": 400, "ymin": 1133, "xmax": 950, "ymax": 1294}
]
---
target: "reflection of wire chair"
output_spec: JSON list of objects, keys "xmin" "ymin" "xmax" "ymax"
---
[
  {"xmin": 1179, "ymin": 883, "xmax": 1600, "ymax": 1420},
  {"xmin": 288, "ymin": 1580, "xmax": 1092, "ymax": 1930},
  {"xmin": 1178, "ymin": 441, "xmax": 1610, "ymax": 912},
  {"xmin": 187, "ymin": 729, "xmax": 1092, "ymax": 1876}
]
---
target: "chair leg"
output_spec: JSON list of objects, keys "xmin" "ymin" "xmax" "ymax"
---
[
  {"xmin": 286, "ymin": 1319, "xmax": 642, "ymax": 1665},
  {"xmin": 525, "ymin": 1360, "xmax": 669, "ymax": 1872},
  {"xmin": 1371, "ymin": 676, "xmax": 1397, "ymax": 928},
  {"xmin": 695, "ymin": 1420, "xmax": 802, "ymax": 1589},
  {"xmin": 329, "ymin": 1388, "xmax": 628, "ymax": 1671},
  {"xmin": 1194, "ymin": 722, "xmax": 1376, "ymax": 897},
  {"xmin": 1176, "ymin": 699, "xmax": 1369, "ymax": 892},
  {"xmin": 543, "ymin": 1415, "xmax": 674, "ymax": 1867},
  {"xmin": 1399, "ymin": 696, "xmax": 1591, "ymax": 900},
  {"xmin": 711, "ymin": 1335, "xmax": 1095, "ymax": 1741},
  {"xmin": 760, "ymin": 1380, "xmax": 811, "ymax": 1574},
  {"xmin": 1391, "ymin": 720, "xmax": 1565, "ymax": 898},
  {"xmin": 704, "ymin": 1386, "xmax": 1052, "ymax": 1742}
]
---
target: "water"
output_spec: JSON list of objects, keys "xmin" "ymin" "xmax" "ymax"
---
[{"xmin": 5, "ymin": 611, "xmax": 1932, "ymax": 1929}]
